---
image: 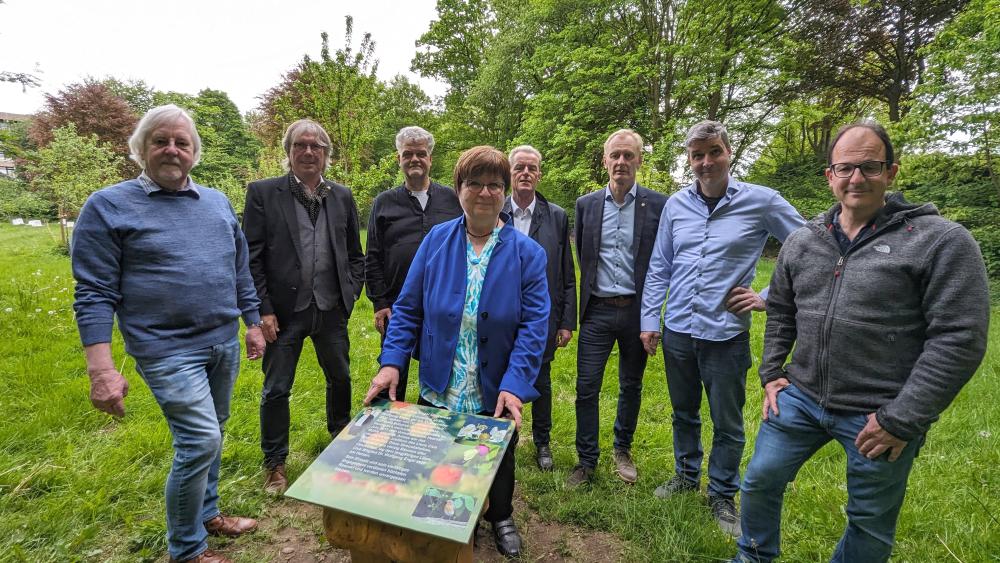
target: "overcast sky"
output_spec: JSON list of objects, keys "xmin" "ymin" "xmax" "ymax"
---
[{"xmin": 0, "ymin": 0, "xmax": 447, "ymax": 116}]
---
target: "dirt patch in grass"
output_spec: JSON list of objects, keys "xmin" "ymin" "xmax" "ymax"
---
[{"xmin": 216, "ymin": 490, "xmax": 625, "ymax": 562}]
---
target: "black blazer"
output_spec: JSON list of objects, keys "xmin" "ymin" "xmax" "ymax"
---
[
  {"xmin": 242, "ymin": 174, "xmax": 365, "ymax": 321},
  {"xmin": 503, "ymin": 192, "xmax": 577, "ymax": 361},
  {"xmin": 574, "ymin": 184, "xmax": 667, "ymax": 318}
]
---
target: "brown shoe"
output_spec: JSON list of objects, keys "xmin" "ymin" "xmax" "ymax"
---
[
  {"xmin": 169, "ymin": 548, "xmax": 232, "ymax": 563},
  {"xmin": 204, "ymin": 514, "xmax": 258, "ymax": 538},
  {"xmin": 613, "ymin": 448, "xmax": 638, "ymax": 484},
  {"xmin": 565, "ymin": 464, "xmax": 595, "ymax": 489},
  {"xmin": 264, "ymin": 463, "xmax": 287, "ymax": 495}
]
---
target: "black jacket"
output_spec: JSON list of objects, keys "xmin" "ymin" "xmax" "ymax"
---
[
  {"xmin": 365, "ymin": 182, "xmax": 462, "ymax": 311},
  {"xmin": 503, "ymin": 192, "xmax": 577, "ymax": 361},
  {"xmin": 242, "ymin": 174, "xmax": 365, "ymax": 320}
]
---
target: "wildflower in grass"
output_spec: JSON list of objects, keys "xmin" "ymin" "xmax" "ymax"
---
[
  {"xmin": 3, "ymin": 307, "xmax": 11, "ymax": 313},
  {"xmin": 34, "ymin": 308, "xmax": 41, "ymax": 313}
]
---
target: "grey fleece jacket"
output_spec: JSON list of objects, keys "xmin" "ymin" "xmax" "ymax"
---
[{"xmin": 761, "ymin": 192, "xmax": 990, "ymax": 441}]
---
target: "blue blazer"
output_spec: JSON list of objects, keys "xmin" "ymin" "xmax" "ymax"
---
[{"xmin": 379, "ymin": 214, "xmax": 550, "ymax": 410}]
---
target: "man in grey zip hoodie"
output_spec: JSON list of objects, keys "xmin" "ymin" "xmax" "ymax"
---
[{"xmin": 733, "ymin": 122, "xmax": 990, "ymax": 563}]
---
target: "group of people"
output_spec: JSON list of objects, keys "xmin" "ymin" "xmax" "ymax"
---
[{"xmin": 72, "ymin": 103, "xmax": 989, "ymax": 563}]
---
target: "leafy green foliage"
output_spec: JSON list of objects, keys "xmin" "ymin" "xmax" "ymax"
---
[
  {"xmin": 26, "ymin": 124, "xmax": 122, "ymax": 219},
  {"xmin": 0, "ymin": 176, "xmax": 52, "ymax": 219}
]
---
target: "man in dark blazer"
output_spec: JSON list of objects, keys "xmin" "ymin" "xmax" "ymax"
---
[
  {"xmin": 366, "ymin": 126, "xmax": 462, "ymax": 402},
  {"xmin": 568, "ymin": 129, "xmax": 667, "ymax": 487},
  {"xmin": 242, "ymin": 119, "xmax": 365, "ymax": 495},
  {"xmin": 501, "ymin": 145, "xmax": 577, "ymax": 471}
]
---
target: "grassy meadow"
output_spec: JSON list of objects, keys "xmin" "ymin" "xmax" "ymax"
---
[{"xmin": 0, "ymin": 222, "xmax": 997, "ymax": 562}]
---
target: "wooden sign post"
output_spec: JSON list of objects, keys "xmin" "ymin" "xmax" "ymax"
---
[{"xmin": 285, "ymin": 401, "xmax": 514, "ymax": 562}]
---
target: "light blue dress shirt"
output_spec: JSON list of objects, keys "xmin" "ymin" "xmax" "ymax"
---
[
  {"xmin": 594, "ymin": 184, "xmax": 638, "ymax": 297},
  {"xmin": 640, "ymin": 177, "xmax": 804, "ymax": 340}
]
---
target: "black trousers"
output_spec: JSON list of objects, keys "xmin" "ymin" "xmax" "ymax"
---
[
  {"xmin": 260, "ymin": 303, "xmax": 351, "ymax": 467},
  {"xmin": 574, "ymin": 299, "xmax": 648, "ymax": 468},
  {"xmin": 530, "ymin": 361, "xmax": 553, "ymax": 445},
  {"xmin": 417, "ymin": 396, "xmax": 518, "ymax": 523},
  {"xmin": 376, "ymin": 313, "xmax": 411, "ymax": 402}
]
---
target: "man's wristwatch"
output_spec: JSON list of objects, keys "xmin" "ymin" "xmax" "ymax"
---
[{"xmin": 249, "ymin": 321, "xmax": 264, "ymax": 329}]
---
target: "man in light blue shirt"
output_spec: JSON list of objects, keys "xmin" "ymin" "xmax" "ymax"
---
[
  {"xmin": 640, "ymin": 121, "xmax": 804, "ymax": 536},
  {"xmin": 569, "ymin": 129, "xmax": 667, "ymax": 488}
]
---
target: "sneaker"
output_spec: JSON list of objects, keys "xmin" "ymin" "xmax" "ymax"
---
[
  {"xmin": 565, "ymin": 464, "xmax": 595, "ymax": 488},
  {"xmin": 653, "ymin": 475, "xmax": 699, "ymax": 499},
  {"xmin": 708, "ymin": 494, "xmax": 742, "ymax": 538},
  {"xmin": 612, "ymin": 448, "xmax": 638, "ymax": 484}
]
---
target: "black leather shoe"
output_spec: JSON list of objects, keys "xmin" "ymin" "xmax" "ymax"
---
[
  {"xmin": 491, "ymin": 517, "xmax": 522, "ymax": 558},
  {"xmin": 536, "ymin": 444, "xmax": 554, "ymax": 471}
]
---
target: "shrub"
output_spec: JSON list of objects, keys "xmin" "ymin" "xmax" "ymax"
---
[{"xmin": 0, "ymin": 177, "xmax": 54, "ymax": 219}]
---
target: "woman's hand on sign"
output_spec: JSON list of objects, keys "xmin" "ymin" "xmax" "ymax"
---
[
  {"xmin": 494, "ymin": 391, "xmax": 523, "ymax": 429},
  {"xmin": 364, "ymin": 366, "xmax": 399, "ymax": 405}
]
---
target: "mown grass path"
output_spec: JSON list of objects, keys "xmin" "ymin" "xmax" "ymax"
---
[{"xmin": 1, "ymin": 223, "xmax": 997, "ymax": 561}]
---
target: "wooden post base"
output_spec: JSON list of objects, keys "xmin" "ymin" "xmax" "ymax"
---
[{"xmin": 322, "ymin": 507, "xmax": 474, "ymax": 563}]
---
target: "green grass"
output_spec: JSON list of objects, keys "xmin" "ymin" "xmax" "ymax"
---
[{"xmin": 0, "ymin": 223, "xmax": 997, "ymax": 562}]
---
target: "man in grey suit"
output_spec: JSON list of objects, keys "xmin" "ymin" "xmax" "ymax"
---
[
  {"xmin": 567, "ymin": 129, "xmax": 667, "ymax": 487},
  {"xmin": 242, "ymin": 119, "xmax": 365, "ymax": 495},
  {"xmin": 501, "ymin": 145, "xmax": 577, "ymax": 471}
]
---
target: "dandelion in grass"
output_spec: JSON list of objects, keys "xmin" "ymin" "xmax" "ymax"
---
[
  {"xmin": 980, "ymin": 431, "xmax": 992, "ymax": 438},
  {"xmin": 34, "ymin": 308, "xmax": 41, "ymax": 313},
  {"xmin": 3, "ymin": 307, "xmax": 11, "ymax": 313}
]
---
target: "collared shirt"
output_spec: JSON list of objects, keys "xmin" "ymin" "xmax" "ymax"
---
[
  {"xmin": 640, "ymin": 176, "xmax": 804, "ymax": 340},
  {"xmin": 408, "ymin": 187, "xmax": 429, "ymax": 210},
  {"xmin": 831, "ymin": 209, "xmax": 878, "ymax": 255},
  {"xmin": 511, "ymin": 195, "xmax": 536, "ymax": 235},
  {"xmin": 293, "ymin": 174, "xmax": 326, "ymax": 192},
  {"xmin": 420, "ymin": 228, "xmax": 500, "ymax": 413},
  {"xmin": 138, "ymin": 172, "xmax": 199, "ymax": 198},
  {"xmin": 594, "ymin": 183, "xmax": 638, "ymax": 297}
]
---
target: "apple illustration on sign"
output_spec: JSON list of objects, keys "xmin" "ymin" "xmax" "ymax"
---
[{"xmin": 430, "ymin": 464, "xmax": 463, "ymax": 488}]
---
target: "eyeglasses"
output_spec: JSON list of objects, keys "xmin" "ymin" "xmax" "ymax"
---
[
  {"xmin": 463, "ymin": 180, "xmax": 506, "ymax": 194},
  {"xmin": 829, "ymin": 160, "xmax": 888, "ymax": 178},
  {"xmin": 292, "ymin": 142, "xmax": 327, "ymax": 153}
]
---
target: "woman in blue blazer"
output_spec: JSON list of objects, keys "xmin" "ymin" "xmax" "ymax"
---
[{"xmin": 365, "ymin": 146, "xmax": 549, "ymax": 558}]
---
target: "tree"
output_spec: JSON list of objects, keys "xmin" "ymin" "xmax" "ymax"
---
[
  {"xmin": 259, "ymin": 18, "xmax": 382, "ymax": 175},
  {"xmin": 905, "ymin": 0, "xmax": 1000, "ymax": 198},
  {"xmin": 28, "ymin": 81, "xmax": 138, "ymax": 175},
  {"xmin": 27, "ymin": 124, "xmax": 123, "ymax": 245},
  {"xmin": 786, "ymin": 0, "xmax": 969, "ymax": 123}
]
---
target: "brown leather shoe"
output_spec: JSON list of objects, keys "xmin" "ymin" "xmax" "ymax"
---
[
  {"xmin": 613, "ymin": 448, "xmax": 638, "ymax": 484},
  {"xmin": 168, "ymin": 548, "xmax": 232, "ymax": 563},
  {"xmin": 204, "ymin": 514, "xmax": 258, "ymax": 538},
  {"xmin": 264, "ymin": 463, "xmax": 287, "ymax": 495}
]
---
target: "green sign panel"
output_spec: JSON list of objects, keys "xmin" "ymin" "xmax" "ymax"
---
[{"xmin": 285, "ymin": 400, "xmax": 515, "ymax": 544}]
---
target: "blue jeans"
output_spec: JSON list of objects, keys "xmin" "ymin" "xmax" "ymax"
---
[
  {"xmin": 736, "ymin": 384, "xmax": 923, "ymax": 563},
  {"xmin": 575, "ymin": 299, "xmax": 648, "ymax": 468},
  {"xmin": 134, "ymin": 338, "xmax": 241, "ymax": 561},
  {"xmin": 663, "ymin": 329, "xmax": 751, "ymax": 498}
]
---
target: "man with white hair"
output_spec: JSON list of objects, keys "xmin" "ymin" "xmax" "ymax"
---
[
  {"xmin": 72, "ymin": 104, "xmax": 266, "ymax": 563},
  {"xmin": 640, "ymin": 120, "xmax": 803, "ymax": 537},
  {"xmin": 365, "ymin": 126, "xmax": 461, "ymax": 401},
  {"xmin": 501, "ymin": 144, "xmax": 576, "ymax": 471},
  {"xmin": 243, "ymin": 119, "xmax": 365, "ymax": 495},
  {"xmin": 568, "ymin": 129, "xmax": 667, "ymax": 488}
]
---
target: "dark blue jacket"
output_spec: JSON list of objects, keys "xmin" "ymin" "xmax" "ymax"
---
[{"xmin": 378, "ymin": 214, "xmax": 550, "ymax": 410}]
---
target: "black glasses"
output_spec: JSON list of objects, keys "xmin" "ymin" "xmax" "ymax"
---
[
  {"xmin": 463, "ymin": 180, "xmax": 506, "ymax": 194},
  {"xmin": 292, "ymin": 142, "xmax": 327, "ymax": 153},
  {"xmin": 829, "ymin": 160, "xmax": 888, "ymax": 178}
]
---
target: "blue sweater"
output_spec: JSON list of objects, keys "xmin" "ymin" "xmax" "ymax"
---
[{"xmin": 72, "ymin": 178, "xmax": 261, "ymax": 359}]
